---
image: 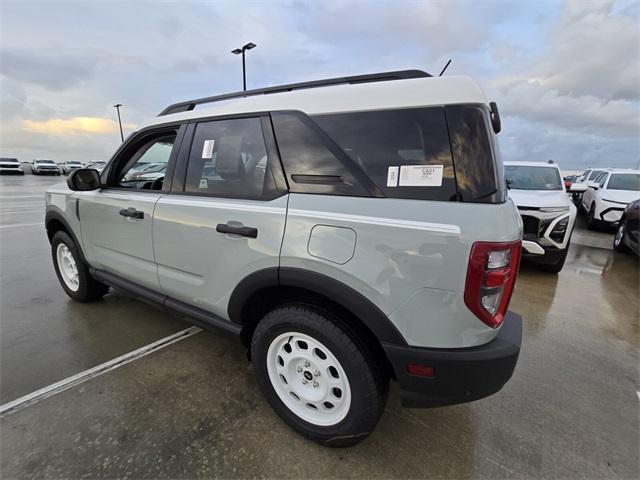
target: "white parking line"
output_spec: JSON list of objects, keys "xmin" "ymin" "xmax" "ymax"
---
[
  {"xmin": 0, "ymin": 326, "xmax": 202, "ymax": 417},
  {"xmin": 0, "ymin": 210, "xmax": 43, "ymax": 215},
  {"xmin": 0, "ymin": 222, "xmax": 43, "ymax": 229},
  {"xmin": 0, "ymin": 195, "xmax": 43, "ymax": 199}
]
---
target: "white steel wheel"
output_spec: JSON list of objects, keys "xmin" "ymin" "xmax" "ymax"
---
[
  {"xmin": 56, "ymin": 243, "xmax": 79, "ymax": 291},
  {"xmin": 266, "ymin": 331, "xmax": 352, "ymax": 426}
]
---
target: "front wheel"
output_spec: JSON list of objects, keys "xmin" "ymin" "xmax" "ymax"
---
[
  {"xmin": 251, "ymin": 304, "xmax": 388, "ymax": 447},
  {"xmin": 587, "ymin": 204, "xmax": 598, "ymax": 230},
  {"xmin": 613, "ymin": 221, "xmax": 629, "ymax": 253},
  {"xmin": 51, "ymin": 231, "xmax": 109, "ymax": 302}
]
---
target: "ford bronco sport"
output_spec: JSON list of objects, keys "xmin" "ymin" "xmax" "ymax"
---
[{"xmin": 46, "ymin": 70, "xmax": 523, "ymax": 447}]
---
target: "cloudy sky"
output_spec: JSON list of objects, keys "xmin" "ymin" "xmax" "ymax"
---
[{"xmin": 1, "ymin": 0, "xmax": 638, "ymax": 171}]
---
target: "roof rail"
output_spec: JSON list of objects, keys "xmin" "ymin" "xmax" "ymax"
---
[{"xmin": 158, "ymin": 69, "xmax": 431, "ymax": 116}]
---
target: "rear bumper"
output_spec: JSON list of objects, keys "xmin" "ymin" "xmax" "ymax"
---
[{"xmin": 383, "ymin": 311, "xmax": 522, "ymax": 408}]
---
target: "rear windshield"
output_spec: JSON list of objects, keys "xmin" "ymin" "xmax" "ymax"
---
[
  {"xmin": 607, "ymin": 174, "xmax": 640, "ymax": 191},
  {"xmin": 445, "ymin": 105, "xmax": 504, "ymax": 203},
  {"xmin": 504, "ymin": 165, "xmax": 563, "ymax": 190},
  {"xmin": 312, "ymin": 107, "xmax": 457, "ymax": 201}
]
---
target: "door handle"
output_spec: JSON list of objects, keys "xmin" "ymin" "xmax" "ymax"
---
[
  {"xmin": 119, "ymin": 207, "xmax": 144, "ymax": 219},
  {"xmin": 216, "ymin": 223, "xmax": 258, "ymax": 238}
]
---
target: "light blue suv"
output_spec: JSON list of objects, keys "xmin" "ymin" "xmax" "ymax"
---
[{"xmin": 45, "ymin": 70, "xmax": 523, "ymax": 446}]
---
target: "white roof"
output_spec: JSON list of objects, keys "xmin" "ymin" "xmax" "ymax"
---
[
  {"xmin": 144, "ymin": 75, "xmax": 488, "ymax": 129},
  {"xmin": 504, "ymin": 161, "xmax": 561, "ymax": 169}
]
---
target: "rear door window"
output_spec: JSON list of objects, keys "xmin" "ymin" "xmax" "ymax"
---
[
  {"xmin": 184, "ymin": 117, "xmax": 276, "ymax": 200},
  {"xmin": 312, "ymin": 108, "xmax": 457, "ymax": 201}
]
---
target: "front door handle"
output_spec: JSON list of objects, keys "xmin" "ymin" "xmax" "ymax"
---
[
  {"xmin": 119, "ymin": 207, "xmax": 144, "ymax": 219},
  {"xmin": 216, "ymin": 223, "xmax": 258, "ymax": 238}
]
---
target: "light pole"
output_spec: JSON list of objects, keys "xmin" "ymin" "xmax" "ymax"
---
[
  {"xmin": 113, "ymin": 104, "xmax": 124, "ymax": 142},
  {"xmin": 231, "ymin": 42, "xmax": 257, "ymax": 91}
]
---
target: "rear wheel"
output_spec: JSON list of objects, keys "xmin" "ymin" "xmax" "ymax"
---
[
  {"xmin": 251, "ymin": 304, "xmax": 387, "ymax": 447},
  {"xmin": 613, "ymin": 220, "xmax": 629, "ymax": 253},
  {"xmin": 51, "ymin": 231, "xmax": 109, "ymax": 302}
]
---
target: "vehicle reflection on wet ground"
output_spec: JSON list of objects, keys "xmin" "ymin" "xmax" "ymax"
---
[{"xmin": 1, "ymin": 175, "xmax": 638, "ymax": 478}]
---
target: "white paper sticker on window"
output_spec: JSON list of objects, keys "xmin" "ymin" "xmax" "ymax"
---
[
  {"xmin": 199, "ymin": 178, "xmax": 208, "ymax": 189},
  {"xmin": 201, "ymin": 140, "xmax": 215, "ymax": 159},
  {"xmin": 386, "ymin": 166, "xmax": 399, "ymax": 187},
  {"xmin": 399, "ymin": 165, "xmax": 443, "ymax": 187}
]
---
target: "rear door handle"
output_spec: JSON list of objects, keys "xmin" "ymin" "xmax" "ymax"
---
[
  {"xmin": 216, "ymin": 223, "xmax": 258, "ymax": 238},
  {"xmin": 119, "ymin": 207, "xmax": 144, "ymax": 219}
]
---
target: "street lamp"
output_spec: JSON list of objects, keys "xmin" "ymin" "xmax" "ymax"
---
[
  {"xmin": 231, "ymin": 42, "xmax": 257, "ymax": 91},
  {"xmin": 113, "ymin": 104, "xmax": 124, "ymax": 142}
]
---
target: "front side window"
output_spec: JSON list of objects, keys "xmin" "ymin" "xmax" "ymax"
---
[
  {"xmin": 504, "ymin": 166, "xmax": 563, "ymax": 191},
  {"xmin": 312, "ymin": 107, "xmax": 456, "ymax": 201},
  {"xmin": 593, "ymin": 172, "xmax": 608, "ymax": 187},
  {"xmin": 116, "ymin": 134, "xmax": 176, "ymax": 190},
  {"xmin": 185, "ymin": 117, "xmax": 273, "ymax": 199},
  {"xmin": 607, "ymin": 173, "xmax": 640, "ymax": 191},
  {"xmin": 588, "ymin": 170, "xmax": 605, "ymax": 181}
]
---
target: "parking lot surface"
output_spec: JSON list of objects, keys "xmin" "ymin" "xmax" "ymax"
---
[{"xmin": 1, "ymin": 176, "xmax": 638, "ymax": 479}]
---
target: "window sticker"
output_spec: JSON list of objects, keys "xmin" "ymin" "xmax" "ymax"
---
[
  {"xmin": 386, "ymin": 166, "xmax": 399, "ymax": 187},
  {"xmin": 199, "ymin": 178, "xmax": 208, "ymax": 189},
  {"xmin": 399, "ymin": 165, "xmax": 443, "ymax": 187},
  {"xmin": 201, "ymin": 139, "xmax": 215, "ymax": 159}
]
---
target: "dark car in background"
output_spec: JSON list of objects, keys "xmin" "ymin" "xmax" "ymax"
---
[{"xmin": 614, "ymin": 199, "xmax": 640, "ymax": 256}]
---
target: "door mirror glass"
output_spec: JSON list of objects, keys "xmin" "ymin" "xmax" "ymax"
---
[{"xmin": 67, "ymin": 168, "xmax": 101, "ymax": 191}]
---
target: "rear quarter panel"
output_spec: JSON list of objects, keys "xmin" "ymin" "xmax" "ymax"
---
[{"xmin": 281, "ymin": 194, "xmax": 522, "ymax": 348}]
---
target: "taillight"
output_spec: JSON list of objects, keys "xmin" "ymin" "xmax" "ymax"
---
[{"xmin": 464, "ymin": 241, "xmax": 521, "ymax": 328}]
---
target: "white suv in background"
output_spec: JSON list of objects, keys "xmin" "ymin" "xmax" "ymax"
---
[
  {"xmin": 505, "ymin": 161, "xmax": 586, "ymax": 273},
  {"xmin": 582, "ymin": 169, "xmax": 640, "ymax": 229}
]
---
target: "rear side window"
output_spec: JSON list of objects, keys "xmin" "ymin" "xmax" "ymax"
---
[
  {"xmin": 312, "ymin": 108, "xmax": 457, "ymax": 201},
  {"xmin": 185, "ymin": 117, "xmax": 275, "ymax": 200},
  {"xmin": 271, "ymin": 112, "xmax": 371, "ymax": 196},
  {"xmin": 445, "ymin": 105, "xmax": 503, "ymax": 203}
]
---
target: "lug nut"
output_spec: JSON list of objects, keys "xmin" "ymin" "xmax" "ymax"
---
[
  {"xmin": 314, "ymin": 370, "xmax": 320, "ymax": 377},
  {"xmin": 302, "ymin": 379, "xmax": 308, "ymax": 385},
  {"xmin": 296, "ymin": 366, "xmax": 302, "ymax": 373},
  {"xmin": 304, "ymin": 361, "xmax": 310, "ymax": 368},
  {"xmin": 313, "ymin": 381, "xmax": 319, "ymax": 387}
]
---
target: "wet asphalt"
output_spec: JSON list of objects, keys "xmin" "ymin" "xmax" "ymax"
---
[{"xmin": 0, "ymin": 174, "xmax": 638, "ymax": 479}]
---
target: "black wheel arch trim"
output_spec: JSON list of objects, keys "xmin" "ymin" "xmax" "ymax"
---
[
  {"xmin": 45, "ymin": 209, "xmax": 90, "ymax": 265},
  {"xmin": 227, "ymin": 267, "xmax": 408, "ymax": 346}
]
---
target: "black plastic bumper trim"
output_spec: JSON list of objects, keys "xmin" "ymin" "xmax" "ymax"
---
[{"xmin": 382, "ymin": 311, "xmax": 522, "ymax": 408}]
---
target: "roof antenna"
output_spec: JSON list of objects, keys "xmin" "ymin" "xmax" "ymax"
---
[{"xmin": 439, "ymin": 59, "xmax": 452, "ymax": 76}]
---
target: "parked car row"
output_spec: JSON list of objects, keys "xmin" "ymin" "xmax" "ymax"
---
[{"xmin": 0, "ymin": 158, "xmax": 105, "ymax": 175}]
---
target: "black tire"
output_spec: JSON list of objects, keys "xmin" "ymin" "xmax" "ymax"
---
[
  {"xmin": 51, "ymin": 231, "xmax": 109, "ymax": 302},
  {"xmin": 539, "ymin": 247, "xmax": 569, "ymax": 274},
  {"xmin": 587, "ymin": 204, "xmax": 598, "ymax": 230},
  {"xmin": 251, "ymin": 304, "xmax": 388, "ymax": 447},
  {"xmin": 613, "ymin": 220, "xmax": 630, "ymax": 253}
]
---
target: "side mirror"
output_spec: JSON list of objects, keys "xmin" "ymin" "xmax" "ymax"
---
[
  {"xmin": 569, "ymin": 183, "xmax": 588, "ymax": 193},
  {"xmin": 489, "ymin": 101, "xmax": 501, "ymax": 134},
  {"xmin": 587, "ymin": 181, "xmax": 599, "ymax": 190},
  {"xmin": 67, "ymin": 168, "xmax": 101, "ymax": 191}
]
